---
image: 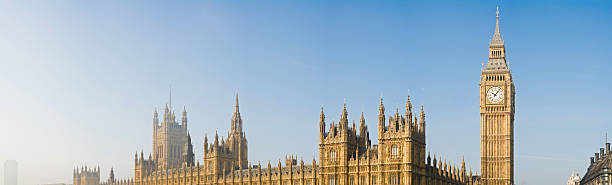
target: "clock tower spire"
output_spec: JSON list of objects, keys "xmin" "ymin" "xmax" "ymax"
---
[{"xmin": 480, "ymin": 6, "xmax": 515, "ymax": 185}]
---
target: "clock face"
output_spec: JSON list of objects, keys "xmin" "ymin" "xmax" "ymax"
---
[{"xmin": 486, "ymin": 86, "xmax": 504, "ymax": 103}]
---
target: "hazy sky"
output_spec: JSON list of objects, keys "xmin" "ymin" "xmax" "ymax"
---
[{"xmin": 0, "ymin": 1, "xmax": 611, "ymax": 185}]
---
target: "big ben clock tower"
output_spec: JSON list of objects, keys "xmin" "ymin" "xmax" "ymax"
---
[{"xmin": 480, "ymin": 7, "xmax": 515, "ymax": 185}]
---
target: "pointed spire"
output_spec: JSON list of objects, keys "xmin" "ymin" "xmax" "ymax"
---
[
  {"xmin": 378, "ymin": 95, "xmax": 386, "ymax": 134},
  {"xmin": 214, "ymin": 130, "xmax": 219, "ymax": 146},
  {"xmin": 395, "ymin": 106, "xmax": 399, "ymax": 117},
  {"xmin": 153, "ymin": 107, "xmax": 159, "ymax": 127},
  {"xmin": 320, "ymin": 106, "xmax": 326, "ymax": 136},
  {"xmin": 484, "ymin": 6, "xmax": 509, "ymax": 73},
  {"xmin": 469, "ymin": 167, "xmax": 473, "ymax": 178},
  {"xmin": 109, "ymin": 167, "xmax": 115, "ymax": 182},
  {"xmin": 491, "ymin": 6, "xmax": 504, "ymax": 46},
  {"xmin": 204, "ymin": 134, "xmax": 209, "ymax": 153},
  {"xmin": 405, "ymin": 92, "xmax": 412, "ymax": 121},
  {"xmin": 340, "ymin": 102, "xmax": 349, "ymax": 133},
  {"xmin": 341, "ymin": 102, "xmax": 348, "ymax": 121},
  {"xmin": 182, "ymin": 105, "xmax": 188, "ymax": 126},
  {"xmin": 379, "ymin": 96, "xmax": 385, "ymax": 115},
  {"xmin": 231, "ymin": 91, "xmax": 242, "ymax": 132},
  {"xmin": 359, "ymin": 112, "xmax": 366, "ymax": 132},
  {"xmin": 320, "ymin": 106, "xmax": 325, "ymax": 122},
  {"xmin": 235, "ymin": 90, "xmax": 239, "ymax": 113},
  {"xmin": 419, "ymin": 105, "xmax": 426, "ymax": 132}
]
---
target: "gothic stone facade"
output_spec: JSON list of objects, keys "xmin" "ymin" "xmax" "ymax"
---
[
  {"xmin": 128, "ymin": 94, "xmax": 478, "ymax": 185},
  {"xmin": 479, "ymin": 8, "xmax": 515, "ymax": 185},
  {"xmin": 74, "ymin": 167, "xmax": 133, "ymax": 185},
  {"xmin": 72, "ymin": 8, "xmax": 527, "ymax": 185}
]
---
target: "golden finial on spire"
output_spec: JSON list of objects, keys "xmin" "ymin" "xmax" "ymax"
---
[{"xmin": 496, "ymin": 6, "xmax": 500, "ymax": 19}]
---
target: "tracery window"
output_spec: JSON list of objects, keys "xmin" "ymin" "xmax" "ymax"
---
[
  {"xmin": 389, "ymin": 174, "xmax": 399, "ymax": 185},
  {"xmin": 330, "ymin": 150, "xmax": 337, "ymax": 162},
  {"xmin": 329, "ymin": 175, "xmax": 337, "ymax": 185},
  {"xmin": 391, "ymin": 145, "xmax": 399, "ymax": 159}
]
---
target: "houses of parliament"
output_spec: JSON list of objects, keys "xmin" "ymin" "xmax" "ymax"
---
[{"xmin": 74, "ymin": 8, "xmax": 515, "ymax": 185}]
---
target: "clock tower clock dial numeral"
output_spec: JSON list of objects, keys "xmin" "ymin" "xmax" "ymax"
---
[
  {"xmin": 486, "ymin": 86, "xmax": 504, "ymax": 104},
  {"xmin": 480, "ymin": 6, "xmax": 515, "ymax": 185}
]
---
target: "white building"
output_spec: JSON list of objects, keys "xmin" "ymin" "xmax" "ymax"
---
[{"xmin": 568, "ymin": 171, "xmax": 581, "ymax": 185}]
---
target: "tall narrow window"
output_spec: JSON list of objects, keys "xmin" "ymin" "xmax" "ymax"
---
[
  {"xmin": 389, "ymin": 174, "xmax": 399, "ymax": 185},
  {"xmin": 391, "ymin": 145, "xmax": 399, "ymax": 159},
  {"xmin": 372, "ymin": 176, "xmax": 377, "ymax": 185},
  {"xmin": 329, "ymin": 176, "xmax": 336, "ymax": 185},
  {"xmin": 330, "ymin": 150, "xmax": 337, "ymax": 162}
]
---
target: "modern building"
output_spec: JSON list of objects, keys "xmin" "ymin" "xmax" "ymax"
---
[
  {"xmin": 581, "ymin": 143, "xmax": 611, "ymax": 185},
  {"xmin": 4, "ymin": 160, "xmax": 18, "ymax": 185},
  {"xmin": 479, "ymin": 7, "xmax": 515, "ymax": 185}
]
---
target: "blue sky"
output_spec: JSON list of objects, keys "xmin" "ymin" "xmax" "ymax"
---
[{"xmin": 0, "ymin": 1, "xmax": 611, "ymax": 185}]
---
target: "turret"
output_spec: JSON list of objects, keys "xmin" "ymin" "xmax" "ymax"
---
[
  {"xmin": 182, "ymin": 105, "xmax": 188, "ymax": 128},
  {"xmin": 419, "ymin": 105, "xmax": 426, "ymax": 137},
  {"xmin": 359, "ymin": 112, "xmax": 370, "ymax": 148},
  {"xmin": 163, "ymin": 103, "xmax": 170, "ymax": 127},
  {"xmin": 204, "ymin": 134, "xmax": 209, "ymax": 153},
  {"xmin": 461, "ymin": 156, "xmax": 466, "ymax": 181},
  {"xmin": 153, "ymin": 108, "xmax": 159, "ymax": 126},
  {"xmin": 109, "ymin": 168, "xmax": 115, "ymax": 183},
  {"xmin": 378, "ymin": 97, "xmax": 385, "ymax": 137},
  {"xmin": 231, "ymin": 92, "xmax": 242, "ymax": 132},
  {"xmin": 319, "ymin": 107, "xmax": 326, "ymax": 140},
  {"xmin": 390, "ymin": 107, "xmax": 399, "ymax": 132},
  {"xmin": 405, "ymin": 94, "xmax": 412, "ymax": 124},
  {"xmin": 340, "ymin": 103, "xmax": 349, "ymax": 137},
  {"xmin": 214, "ymin": 131, "xmax": 219, "ymax": 147}
]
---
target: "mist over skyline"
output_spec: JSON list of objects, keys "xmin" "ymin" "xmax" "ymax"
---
[{"xmin": 1, "ymin": 1, "xmax": 611, "ymax": 185}]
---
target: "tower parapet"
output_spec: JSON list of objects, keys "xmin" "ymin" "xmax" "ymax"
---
[
  {"xmin": 318, "ymin": 96, "xmax": 476, "ymax": 185},
  {"xmin": 73, "ymin": 166, "xmax": 100, "ymax": 185}
]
